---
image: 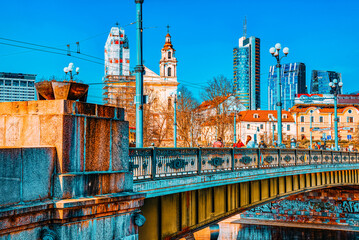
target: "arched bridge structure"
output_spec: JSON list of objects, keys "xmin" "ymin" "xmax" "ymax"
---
[{"xmin": 129, "ymin": 148, "xmax": 359, "ymax": 240}]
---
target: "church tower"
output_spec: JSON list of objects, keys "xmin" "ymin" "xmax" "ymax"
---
[{"xmin": 160, "ymin": 33, "xmax": 177, "ymax": 79}]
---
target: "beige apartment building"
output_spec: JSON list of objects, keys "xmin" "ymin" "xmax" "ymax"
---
[{"xmin": 290, "ymin": 104, "xmax": 359, "ymax": 143}]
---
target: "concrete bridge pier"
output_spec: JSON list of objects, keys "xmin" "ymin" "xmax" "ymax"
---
[{"xmin": 0, "ymin": 100, "xmax": 144, "ymax": 240}]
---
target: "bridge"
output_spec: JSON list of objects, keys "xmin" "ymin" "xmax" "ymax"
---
[
  {"xmin": 1, "ymin": 100, "xmax": 359, "ymax": 240},
  {"xmin": 129, "ymin": 147, "xmax": 359, "ymax": 239}
]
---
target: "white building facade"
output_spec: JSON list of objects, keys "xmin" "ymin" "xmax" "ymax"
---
[
  {"xmin": 237, "ymin": 110, "xmax": 297, "ymax": 144},
  {"xmin": 0, "ymin": 72, "xmax": 36, "ymax": 102},
  {"xmin": 104, "ymin": 27, "xmax": 130, "ymax": 77}
]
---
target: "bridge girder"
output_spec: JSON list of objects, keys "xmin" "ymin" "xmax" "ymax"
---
[{"xmin": 138, "ymin": 169, "xmax": 359, "ymax": 239}]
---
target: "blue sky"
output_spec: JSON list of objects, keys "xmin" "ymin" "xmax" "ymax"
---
[{"xmin": 0, "ymin": 0, "xmax": 358, "ymax": 109}]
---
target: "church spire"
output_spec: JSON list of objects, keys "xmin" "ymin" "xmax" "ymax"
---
[{"xmin": 160, "ymin": 29, "xmax": 177, "ymax": 78}]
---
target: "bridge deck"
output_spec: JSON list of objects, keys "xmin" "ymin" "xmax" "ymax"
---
[{"xmin": 129, "ymin": 147, "xmax": 357, "ymax": 181}]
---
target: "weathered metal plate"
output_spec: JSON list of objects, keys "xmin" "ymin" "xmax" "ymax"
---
[
  {"xmin": 52, "ymin": 81, "xmax": 71, "ymax": 100},
  {"xmin": 35, "ymin": 81, "xmax": 55, "ymax": 100},
  {"xmin": 35, "ymin": 80, "xmax": 89, "ymax": 101}
]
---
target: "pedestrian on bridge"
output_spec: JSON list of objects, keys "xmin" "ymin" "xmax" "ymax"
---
[
  {"xmin": 213, "ymin": 137, "xmax": 224, "ymax": 148},
  {"xmin": 258, "ymin": 141, "xmax": 267, "ymax": 148},
  {"xmin": 233, "ymin": 139, "xmax": 245, "ymax": 148},
  {"xmin": 246, "ymin": 135, "xmax": 255, "ymax": 148}
]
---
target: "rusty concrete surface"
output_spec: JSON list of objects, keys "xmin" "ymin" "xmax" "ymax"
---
[{"xmin": 0, "ymin": 100, "xmax": 143, "ymax": 240}]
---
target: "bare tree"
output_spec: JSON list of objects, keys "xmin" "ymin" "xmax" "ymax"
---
[
  {"xmin": 200, "ymin": 75, "xmax": 234, "ymax": 101},
  {"xmin": 143, "ymin": 88, "xmax": 173, "ymax": 147},
  {"xmin": 199, "ymin": 75, "xmax": 237, "ymax": 143},
  {"xmin": 176, "ymin": 85, "xmax": 199, "ymax": 147}
]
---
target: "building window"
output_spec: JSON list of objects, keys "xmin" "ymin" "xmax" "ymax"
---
[
  {"xmin": 287, "ymin": 125, "xmax": 290, "ymax": 131},
  {"xmin": 348, "ymin": 109, "xmax": 352, "ymax": 114},
  {"xmin": 300, "ymin": 116, "xmax": 305, "ymax": 122},
  {"xmin": 260, "ymin": 124, "xmax": 263, "ymax": 129},
  {"xmin": 319, "ymin": 116, "xmax": 323, "ymax": 123},
  {"xmin": 311, "ymin": 116, "xmax": 314, "ymax": 122},
  {"xmin": 348, "ymin": 117, "xmax": 354, "ymax": 123},
  {"xmin": 254, "ymin": 114, "xmax": 258, "ymax": 118},
  {"xmin": 273, "ymin": 125, "xmax": 276, "ymax": 131},
  {"xmin": 268, "ymin": 114, "xmax": 273, "ymax": 119},
  {"xmin": 349, "ymin": 128, "xmax": 354, "ymax": 133},
  {"xmin": 167, "ymin": 67, "xmax": 172, "ymax": 76},
  {"xmin": 301, "ymin": 127, "xmax": 305, "ymax": 132},
  {"xmin": 168, "ymin": 51, "xmax": 172, "ymax": 59},
  {"xmin": 283, "ymin": 114, "xmax": 287, "ymax": 119},
  {"xmin": 247, "ymin": 124, "xmax": 250, "ymax": 130}
]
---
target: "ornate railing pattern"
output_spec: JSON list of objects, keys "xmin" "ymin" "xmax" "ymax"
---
[{"xmin": 129, "ymin": 148, "xmax": 359, "ymax": 180}]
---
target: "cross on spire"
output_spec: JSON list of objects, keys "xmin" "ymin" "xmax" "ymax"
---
[
  {"xmin": 115, "ymin": 22, "xmax": 119, "ymax": 27},
  {"xmin": 166, "ymin": 25, "xmax": 170, "ymax": 33}
]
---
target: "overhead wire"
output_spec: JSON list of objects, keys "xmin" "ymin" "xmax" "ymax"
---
[{"xmin": 0, "ymin": 41, "xmax": 104, "ymax": 65}]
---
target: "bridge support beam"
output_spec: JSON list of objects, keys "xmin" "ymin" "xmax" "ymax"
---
[{"xmin": 138, "ymin": 169, "xmax": 359, "ymax": 239}]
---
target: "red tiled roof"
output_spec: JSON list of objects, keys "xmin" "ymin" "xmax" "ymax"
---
[
  {"xmin": 201, "ymin": 110, "xmax": 294, "ymax": 127},
  {"xmin": 290, "ymin": 104, "xmax": 359, "ymax": 114},
  {"xmin": 238, "ymin": 110, "xmax": 295, "ymax": 122}
]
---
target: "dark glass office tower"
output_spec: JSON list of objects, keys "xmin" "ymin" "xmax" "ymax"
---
[
  {"xmin": 311, "ymin": 70, "xmax": 342, "ymax": 94},
  {"xmin": 233, "ymin": 36, "xmax": 260, "ymax": 110},
  {"xmin": 268, "ymin": 62, "xmax": 306, "ymax": 110}
]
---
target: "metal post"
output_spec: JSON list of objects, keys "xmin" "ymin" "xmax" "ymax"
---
[
  {"xmin": 310, "ymin": 111, "xmax": 313, "ymax": 149},
  {"xmin": 334, "ymin": 94, "xmax": 338, "ymax": 151},
  {"xmin": 151, "ymin": 147, "xmax": 157, "ymax": 180},
  {"xmin": 233, "ymin": 112, "xmax": 237, "ymax": 144},
  {"xmin": 135, "ymin": 0, "xmax": 144, "ymax": 148},
  {"xmin": 190, "ymin": 111, "xmax": 193, "ymax": 147},
  {"xmin": 231, "ymin": 148, "xmax": 235, "ymax": 171},
  {"xmin": 174, "ymin": 96, "xmax": 177, "ymax": 147},
  {"xmin": 276, "ymin": 63, "xmax": 283, "ymax": 147},
  {"xmin": 197, "ymin": 147, "xmax": 202, "ymax": 175},
  {"xmin": 272, "ymin": 121, "xmax": 275, "ymax": 144}
]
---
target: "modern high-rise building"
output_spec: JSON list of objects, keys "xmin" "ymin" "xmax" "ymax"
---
[
  {"xmin": 233, "ymin": 36, "xmax": 260, "ymax": 110},
  {"xmin": 268, "ymin": 62, "xmax": 306, "ymax": 110},
  {"xmin": 104, "ymin": 26, "xmax": 130, "ymax": 77},
  {"xmin": 0, "ymin": 72, "xmax": 36, "ymax": 102},
  {"xmin": 311, "ymin": 70, "xmax": 342, "ymax": 94}
]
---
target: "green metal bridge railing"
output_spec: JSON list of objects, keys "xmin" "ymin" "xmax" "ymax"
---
[{"xmin": 129, "ymin": 148, "xmax": 357, "ymax": 181}]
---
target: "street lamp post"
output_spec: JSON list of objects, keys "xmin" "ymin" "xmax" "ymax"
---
[
  {"xmin": 135, "ymin": 0, "xmax": 144, "ymax": 148},
  {"xmin": 269, "ymin": 117, "xmax": 275, "ymax": 145},
  {"xmin": 310, "ymin": 110, "xmax": 314, "ymax": 149},
  {"xmin": 309, "ymin": 108, "xmax": 320, "ymax": 149},
  {"xmin": 269, "ymin": 44, "xmax": 289, "ymax": 148},
  {"xmin": 63, "ymin": 63, "xmax": 80, "ymax": 81},
  {"xmin": 172, "ymin": 92, "xmax": 180, "ymax": 147},
  {"xmin": 329, "ymin": 79, "xmax": 343, "ymax": 151},
  {"xmin": 233, "ymin": 111, "xmax": 237, "ymax": 144}
]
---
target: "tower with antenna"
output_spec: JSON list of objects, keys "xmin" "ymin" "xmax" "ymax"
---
[
  {"xmin": 233, "ymin": 17, "xmax": 261, "ymax": 110},
  {"xmin": 243, "ymin": 16, "xmax": 247, "ymax": 39}
]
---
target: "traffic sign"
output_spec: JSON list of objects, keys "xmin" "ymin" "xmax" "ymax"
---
[
  {"xmin": 327, "ymin": 135, "xmax": 332, "ymax": 140},
  {"xmin": 348, "ymin": 135, "xmax": 352, "ymax": 140}
]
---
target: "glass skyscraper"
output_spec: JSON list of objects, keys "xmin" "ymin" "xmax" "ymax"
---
[
  {"xmin": 311, "ymin": 70, "xmax": 342, "ymax": 94},
  {"xmin": 0, "ymin": 72, "xmax": 36, "ymax": 102},
  {"xmin": 268, "ymin": 62, "xmax": 306, "ymax": 110},
  {"xmin": 233, "ymin": 36, "xmax": 260, "ymax": 110}
]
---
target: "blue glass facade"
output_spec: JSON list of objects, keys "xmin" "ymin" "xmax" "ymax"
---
[
  {"xmin": 268, "ymin": 62, "xmax": 306, "ymax": 110},
  {"xmin": 311, "ymin": 70, "xmax": 342, "ymax": 94},
  {"xmin": 233, "ymin": 36, "xmax": 260, "ymax": 110},
  {"xmin": 233, "ymin": 47, "xmax": 250, "ymax": 107}
]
